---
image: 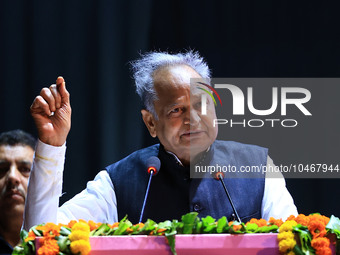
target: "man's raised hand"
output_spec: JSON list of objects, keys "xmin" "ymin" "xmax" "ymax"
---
[{"xmin": 30, "ymin": 77, "xmax": 71, "ymax": 146}]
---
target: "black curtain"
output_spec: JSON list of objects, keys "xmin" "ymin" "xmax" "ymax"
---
[{"xmin": 1, "ymin": 0, "xmax": 339, "ymax": 218}]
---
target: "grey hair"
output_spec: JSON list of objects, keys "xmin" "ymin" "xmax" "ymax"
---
[
  {"xmin": 0, "ymin": 129, "xmax": 36, "ymax": 150},
  {"xmin": 130, "ymin": 50, "xmax": 211, "ymax": 117}
]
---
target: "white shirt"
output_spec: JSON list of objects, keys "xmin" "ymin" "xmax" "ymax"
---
[{"xmin": 23, "ymin": 140, "xmax": 297, "ymax": 230}]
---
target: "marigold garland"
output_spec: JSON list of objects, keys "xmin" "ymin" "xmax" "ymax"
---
[
  {"xmin": 278, "ymin": 220, "xmax": 297, "ymax": 254},
  {"xmin": 14, "ymin": 213, "xmax": 340, "ymax": 255},
  {"xmin": 278, "ymin": 214, "xmax": 333, "ymax": 255},
  {"xmin": 69, "ymin": 221, "xmax": 91, "ymax": 255}
]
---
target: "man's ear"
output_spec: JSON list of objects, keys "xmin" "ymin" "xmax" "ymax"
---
[{"xmin": 141, "ymin": 109, "xmax": 157, "ymax": 138}]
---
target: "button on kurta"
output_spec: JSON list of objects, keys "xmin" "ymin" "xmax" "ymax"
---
[{"xmin": 193, "ymin": 203, "xmax": 201, "ymax": 212}]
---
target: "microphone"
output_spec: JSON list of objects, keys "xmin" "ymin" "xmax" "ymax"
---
[
  {"xmin": 139, "ymin": 156, "xmax": 161, "ymax": 223},
  {"xmin": 215, "ymin": 172, "xmax": 241, "ymax": 223}
]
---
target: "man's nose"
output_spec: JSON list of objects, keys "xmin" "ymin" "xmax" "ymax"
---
[
  {"xmin": 7, "ymin": 165, "xmax": 21, "ymax": 186},
  {"xmin": 184, "ymin": 108, "xmax": 200, "ymax": 126}
]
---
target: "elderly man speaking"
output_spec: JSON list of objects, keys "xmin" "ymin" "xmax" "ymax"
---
[{"xmin": 24, "ymin": 51, "xmax": 297, "ymax": 229}]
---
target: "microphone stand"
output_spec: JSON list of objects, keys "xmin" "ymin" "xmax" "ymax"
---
[
  {"xmin": 216, "ymin": 172, "xmax": 241, "ymax": 223},
  {"xmin": 139, "ymin": 170, "xmax": 154, "ymax": 223}
]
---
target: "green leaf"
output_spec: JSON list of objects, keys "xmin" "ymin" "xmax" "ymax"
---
[
  {"xmin": 293, "ymin": 244, "xmax": 305, "ymax": 255},
  {"xmin": 32, "ymin": 227, "xmax": 42, "ymax": 237},
  {"xmin": 57, "ymin": 236, "xmax": 71, "ymax": 252},
  {"xmin": 326, "ymin": 215, "xmax": 340, "ymax": 238},
  {"xmin": 112, "ymin": 217, "xmax": 133, "ymax": 235},
  {"xmin": 216, "ymin": 217, "xmax": 227, "ymax": 233},
  {"xmin": 91, "ymin": 224, "xmax": 110, "ymax": 236},
  {"xmin": 59, "ymin": 226, "xmax": 71, "ymax": 236},
  {"xmin": 194, "ymin": 221, "xmax": 202, "ymax": 234},
  {"xmin": 165, "ymin": 234, "xmax": 177, "ymax": 255},
  {"xmin": 20, "ymin": 229, "xmax": 28, "ymax": 241},
  {"xmin": 245, "ymin": 223, "xmax": 258, "ymax": 233},
  {"xmin": 181, "ymin": 212, "xmax": 199, "ymax": 224},
  {"xmin": 181, "ymin": 212, "xmax": 199, "ymax": 234},
  {"xmin": 12, "ymin": 246, "xmax": 25, "ymax": 255},
  {"xmin": 294, "ymin": 227, "xmax": 313, "ymax": 253},
  {"xmin": 255, "ymin": 225, "xmax": 278, "ymax": 233},
  {"xmin": 144, "ymin": 219, "xmax": 158, "ymax": 231},
  {"xmin": 23, "ymin": 240, "xmax": 35, "ymax": 255},
  {"xmin": 201, "ymin": 216, "xmax": 217, "ymax": 233}
]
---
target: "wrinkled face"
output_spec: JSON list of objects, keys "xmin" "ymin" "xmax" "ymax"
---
[
  {"xmin": 0, "ymin": 145, "xmax": 34, "ymax": 216},
  {"xmin": 142, "ymin": 65, "xmax": 218, "ymax": 165}
]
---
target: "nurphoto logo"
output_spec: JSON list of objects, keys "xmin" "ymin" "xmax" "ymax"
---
[{"xmin": 193, "ymin": 78, "xmax": 312, "ymax": 128}]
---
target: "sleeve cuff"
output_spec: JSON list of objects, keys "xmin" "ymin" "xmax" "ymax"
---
[{"xmin": 35, "ymin": 139, "xmax": 67, "ymax": 161}]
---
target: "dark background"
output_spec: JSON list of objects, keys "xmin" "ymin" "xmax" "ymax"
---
[{"xmin": 1, "ymin": 0, "xmax": 339, "ymax": 218}]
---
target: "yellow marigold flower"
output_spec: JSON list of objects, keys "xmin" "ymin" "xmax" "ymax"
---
[
  {"xmin": 279, "ymin": 238, "xmax": 296, "ymax": 253},
  {"xmin": 70, "ymin": 240, "xmax": 91, "ymax": 255},
  {"xmin": 69, "ymin": 230, "xmax": 90, "ymax": 241},
  {"xmin": 287, "ymin": 251, "xmax": 295, "ymax": 255},
  {"xmin": 278, "ymin": 220, "xmax": 298, "ymax": 233},
  {"xmin": 277, "ymin": 231, "xmax": 295, "ymax": 241},
  {"xmin": 71, "ymin": 222, "xmax": 90, "ymax": 232}
]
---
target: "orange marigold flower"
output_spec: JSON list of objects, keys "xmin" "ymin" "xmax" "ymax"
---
[
  {"xmin": 228, "ymin": 221, "xmax": 242, "ymax": 231},
  {"xmin": 308, "ymin": 220, "xmax": 327, "ymax": 238},
  {"xmin": 136, "ymin": 223, "xmax": 144, "ymax": 230},
  {"xmin": 88, "ymin": 220, "xmax": 101, "ymax": 231},
  {"xmin": 309, "ymin": 214, "xmax": 330, "ymax": 226},
  {"xmin": 36, "ymin": 223, "xmax": 60, "ymax": 238},
  {"xmin": 311, "ymin": 237, "xmax": 332, "ymax": 255},
  {"xmin": 293, "ymin": 214, "xmax": 309, "ymax": 226},
  {"xmin": 286, "ymin": 215, "xmax": 296, "ymax": 221},
  {"xmin": 37, "ymin": 237, "xmax": 59, "ymax": 255},
  {"xmin": 58, "ymin": 223, "xmax": 66, "ymax": 227},
  {"xmin": 232, "ymin": 225, "xmax": 242, "ymax": 231},
  {"xmin": 68, "ymin": 220, "xmax": 77, "ymax": 228},
  {"xmin": 24, "ymin": 230, "xmax": 36, "ymax": 242},
  {"xmin": 108, "ymin": 222, "xmax": 119, "ymax": 229},
  {"xmin": 247, "ymin": 218, "xmax": 267, "ymax": 227},
  {"xmin": 268, "ymin": 217, "xmax": 283, "ymax": 227}
]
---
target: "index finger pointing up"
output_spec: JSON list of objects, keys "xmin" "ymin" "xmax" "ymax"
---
[{"xmin": 56, "ymin": 76, "xmax": 70, "ymax": 105}]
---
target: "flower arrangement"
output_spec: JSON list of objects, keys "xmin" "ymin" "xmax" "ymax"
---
[{"xmin": 13, "ymin": 213, "xmax": 340, "ymax": 255}]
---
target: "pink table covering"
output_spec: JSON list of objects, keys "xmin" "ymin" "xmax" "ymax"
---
[{"xmin": 37, "ymin": 233, "xmax": 281, "ymax": 254}]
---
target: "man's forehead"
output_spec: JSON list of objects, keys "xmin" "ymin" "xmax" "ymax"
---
[
  {"xmin": 0, "ymin": 145, "xmax": 34, "ymax": 161},
  {"xmin": 154, "ymin": 65, "xmax": 201, "ymax": 84}
]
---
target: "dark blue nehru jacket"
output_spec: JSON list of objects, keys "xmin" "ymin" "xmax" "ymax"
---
[{"xmin": 106, "ymin": 140, "xmax": 268, "ymax": 224}]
